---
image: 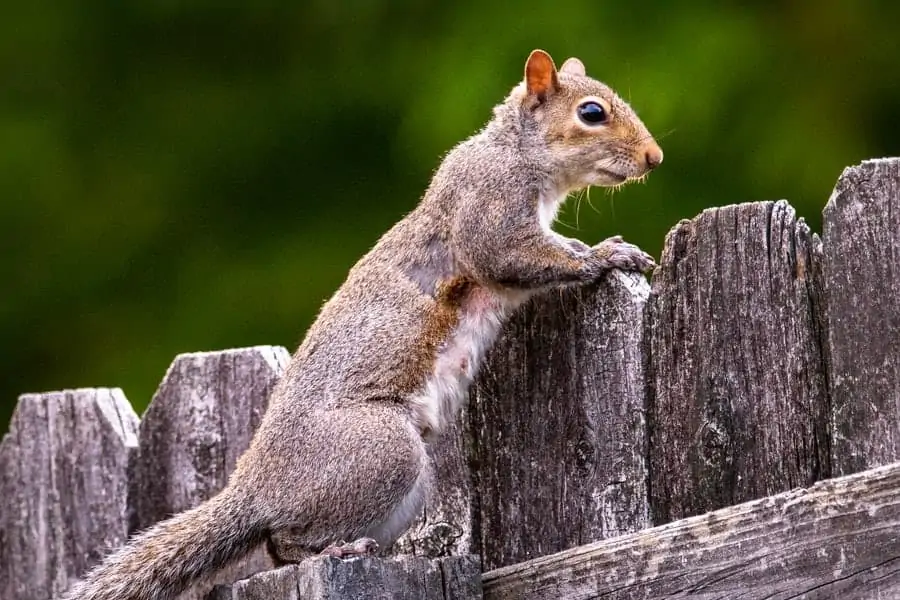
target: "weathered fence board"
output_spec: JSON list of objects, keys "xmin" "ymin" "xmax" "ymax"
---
[
  {"xmin": 0, "ymin": 389, "xmax": 138, "ymax": 600},
  {"xmin": 469, "ymin": 271, "xmax": 650, "ymax": 571},
  {"xmin": 208, "ymin": 555, "xmax": 482, "ymax": 600},
  {"xmin": 482, "ymin": 459, "xmax": 900, "ymax": 600},
  {"xmin": 129, "ymin": 345, "xmax": 289, "ymax": 526},
  {"xmin": 646, "ymin": 200, "xmax": 830, "ymax": 524},
  {"xmin": 129, "ymin": 346, "xmax": 290, "ymax": 598},
  {"xmin": 823, "ymin": 158, "xmax": 900, "ymax": 476}
]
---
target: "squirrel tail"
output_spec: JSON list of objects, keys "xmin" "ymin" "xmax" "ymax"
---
[{"xmin": 60, "ymin": 486, "xmax": 265, "ymax": 600}]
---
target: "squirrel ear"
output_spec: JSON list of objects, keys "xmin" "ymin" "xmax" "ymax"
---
[
  {"xmin": 559, "ymin": 57, "xmax": 586, "ymax": 77},
  {"xmin": 524, "ymin": 49, "xmax": 559, "ymax": 100}
]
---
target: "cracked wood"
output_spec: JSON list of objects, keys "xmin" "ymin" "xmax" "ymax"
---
[{"xmin": 483, "ymin": 460, "xmax": 900, "ymax": 600}]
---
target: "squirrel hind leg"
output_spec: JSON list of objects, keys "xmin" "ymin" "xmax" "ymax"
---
[
  {"xmin": 260, "ymin": 405, "xmax": 432, "ymax": 565},
  {"xmin": 362, "ymin": 456, "xmax": 432, "ymax": 548},
  {"xmin": 266, "ymin": 528, "xmax": 317, "ymax": 566},
  {"xmin": 265, "ymin": 450, "xmax": 432, "ymax": 566}
]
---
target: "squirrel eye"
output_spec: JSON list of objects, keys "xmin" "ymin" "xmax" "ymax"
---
[{"xmin": 577, "ymin": 101, "xmax": 608, "ymax": 125}]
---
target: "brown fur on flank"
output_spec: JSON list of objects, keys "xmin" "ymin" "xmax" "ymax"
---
[{"xmin": 60, "ymin": 49, "xmax": 662, "ymax": 600}]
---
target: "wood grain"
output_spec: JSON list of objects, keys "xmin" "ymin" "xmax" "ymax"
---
[
  {"xmin": 208, "ymin": 555, "xmax": 482, "ymax": 600},
  {"xmin": 0, "ymin": 388, "xmax": 138, "ymax": 600},
  {"xmin": 646, "ymin": 200, "xmax": 830, "ymax": 524},
  {"xmin": 484, "ymin": 460, "xmax": 900, "ymax": 600},
  {"xmin": 470, "ymin": 270, "xmax": 651, "ymax": 571},
  {"xmin": 823, "ymin": 158, "xmax": 900, "ymax": 476}
]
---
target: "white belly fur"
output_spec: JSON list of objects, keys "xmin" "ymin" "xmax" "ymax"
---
[
  {"xmin": 409, "ymin": 287, "xmax": 513, "ymax": 436},
  {"xmin": 408, "ymin": 192, "xmax": 565, "ymax": 436}
]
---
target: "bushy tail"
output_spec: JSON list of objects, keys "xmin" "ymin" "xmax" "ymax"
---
[{"xmin": 61, "ymin": 487, "xmax": 265, "ymax": 600}]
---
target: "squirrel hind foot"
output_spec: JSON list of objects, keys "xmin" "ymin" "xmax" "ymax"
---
[
  {"xmin": 266, "ymin": 530, "xmax": 380, "ymax": 565},
  {"xmin": 266, "ymin": 529, "xmax": 316, "ymax": 566},
  {"xmin": 319, "ymin": 537, "xmax": 380, "ymax": 559}
]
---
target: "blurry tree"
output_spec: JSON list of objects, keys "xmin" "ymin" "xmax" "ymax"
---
[{"xmin": 2, "ymin": 0, "xmax": 899, "ymax": 430}]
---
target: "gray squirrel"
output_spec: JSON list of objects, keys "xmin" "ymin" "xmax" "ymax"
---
[{"xmin": 62, "ymin": 49, "xmax": 662, "ymax": 599}]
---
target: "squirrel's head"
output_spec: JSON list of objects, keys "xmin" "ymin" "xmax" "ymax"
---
[{"xmin": 508, "ymin": 49, "xmax": 663, "ymax": 191}]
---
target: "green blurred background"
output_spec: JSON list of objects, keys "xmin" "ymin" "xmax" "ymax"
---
[{"xmin": 3, "ymin": 1, "xmax": 899, "ymax": 431}]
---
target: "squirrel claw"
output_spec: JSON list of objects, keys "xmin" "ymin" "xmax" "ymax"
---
[
  {"xmin": 320, "ymin": 537, "xmax": 379, "ymax": 559},
  {"xmin": 593, "ymin": 238, "xmax": 657, "ymax": 275}
]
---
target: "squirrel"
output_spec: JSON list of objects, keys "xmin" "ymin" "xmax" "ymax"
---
[{"xmin": 61, "ymin": 49, "xmax": 662, "ymax": 599}]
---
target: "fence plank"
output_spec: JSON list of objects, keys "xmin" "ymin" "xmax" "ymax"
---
[
  {"xmin": 823, "ymin": 158, "xmax": 900, "ymax": 476},
  {"xmin": 208, "ymin": 555, "xmax": 482, "ymax": 600},
  {"xmin": 470, "ymin": 271, "xmax": 650, "ymax": 571},
  {"xmin": 646, "ymin": 200, "xmax": 830, "ymax": 524},
  {"xmin": 0, "ymin": 388, "xmax": 138, "ymax": 600},
  {"xmin": 483, "ymin": 460, "xmax": 900, "ymax": 600},
  {"xmin": 129, "ymin": 345, "xmax": 290, "ymax": 598}
]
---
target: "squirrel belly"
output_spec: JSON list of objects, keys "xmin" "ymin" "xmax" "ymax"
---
[{"xmin": 408, "ymin": 285, "xmax": 517, "ymax": 437}]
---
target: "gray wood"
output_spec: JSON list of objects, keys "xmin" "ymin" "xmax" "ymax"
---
[
  {"xmin": 129, "ymin": 345, "xmax": 290, "ymax": 599},
  {"xmin": 209, "ymin": 555, "xmax": 482, "ymax": 600},
  {"xmin": 823, "ymin": 158, "xmax": 900, "ymax": 476},
  {"xmin": 646, "ymin": 200, "xmax": 830, "ymax": 524},
  {"xmin": 470, "ymin": 270, "xmax": 650, "ymax": 571},
  {"xmin": 483, "ymin": 460, "xmax": 900, "ymax": 600},
  {"xmin": 206, "ymin": 566, "xmax": 301, "ymax": 600},
  {"xmin": 0, "ymin": 388, "xmax": 138, "ymax": 600},
  {"xmin": 439, "ymin": 555, "xmax": 483, "ymax": 599}
]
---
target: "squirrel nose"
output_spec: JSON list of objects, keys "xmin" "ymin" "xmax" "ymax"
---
[{"xmin": 644, "ymin": 143, "xmax": 663, "ymax": 170}]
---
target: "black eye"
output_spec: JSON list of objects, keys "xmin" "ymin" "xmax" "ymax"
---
[{"xmin": 577, "ymin": 101, "xmax": 608, "ymax": 125}]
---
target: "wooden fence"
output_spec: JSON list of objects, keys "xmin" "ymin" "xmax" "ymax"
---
[{"xmin": 1, "ymin": 157, "xmax": 898, "ymax": 600}]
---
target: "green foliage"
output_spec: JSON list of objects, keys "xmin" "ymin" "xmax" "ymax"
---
[{"xmin": 2, "ymin": 0, "xmax": 899, "ymax": 430}]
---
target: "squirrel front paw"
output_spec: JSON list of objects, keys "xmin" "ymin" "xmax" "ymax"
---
[{"xmin": 590, "ymin": 235, "xmax": 657, "ymax": 275}]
